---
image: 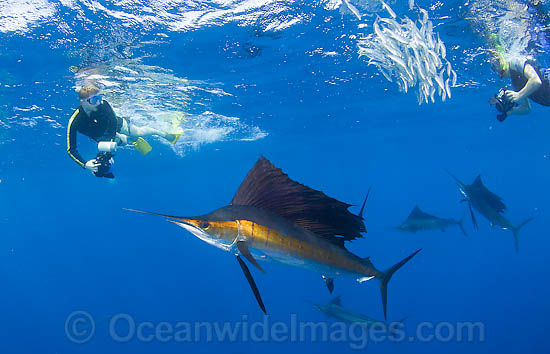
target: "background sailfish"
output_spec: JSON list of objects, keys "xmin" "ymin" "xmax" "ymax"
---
[
  {"xmin": 128, "ymin": 157, "xmax": 421, "ymax": 318},
  {"xmin": 313, "ymin": 296, "xmax": 405, "ymax": 333},
  {"xmin": 395, "ymin": 205, "xmax": 467, "ymax": 236},
  {"xmin": 449, "ymin": 173, "xmax": 533, "ymax": 251}
]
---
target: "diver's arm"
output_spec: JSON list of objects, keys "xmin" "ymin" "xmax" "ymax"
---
[
  {"xmin": 508, "ymin": 98, "xmax": 531, "ymax": 116},
  {"xmin": 505, "ymin": 64, "xmax": 542, "ymax": 103},
  {"xmin": 67, "ymin": 110, "xmax": 87, "ymax": 168},
  {"xmin": 520, "ymin": 64, "xmax": 543, "ymax": 99}
]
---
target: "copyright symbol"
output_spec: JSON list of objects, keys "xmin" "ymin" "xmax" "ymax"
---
[{"xmin": 65, "ymin": 310, "xmax": 95, "ymax": 344}]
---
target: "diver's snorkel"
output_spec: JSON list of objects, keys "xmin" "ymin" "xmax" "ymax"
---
[
  {"xmin": 488, "ymin": 34, "xmax": 508, "ymax": 78},
  {"xmin": 487, "ymin": 35, "xmax": 514, "ymax": 122},
  {"xmin": 95, "ymin": 141, "xmax": 116, "ymax": 178}
]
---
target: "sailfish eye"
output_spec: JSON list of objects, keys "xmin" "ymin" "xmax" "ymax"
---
[{"xmin": 200, "ymin": 221, "xmax": 210, "ymax": 229}]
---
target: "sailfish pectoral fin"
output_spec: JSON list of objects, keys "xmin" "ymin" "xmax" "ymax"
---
[
  {"xmin": 468, "ymin": 203, "xmax": 479, "ymax": 230},
  {"xmin": 237, "ymin": 240, "xmax": 265, "ymax": 273},
  {"xmin": 236, "ymin": 255, "xmax": 267, "ymax": 314},
  {"xmin": 322, "ymin": 275, "xmax": 334, "ymax": 294}
]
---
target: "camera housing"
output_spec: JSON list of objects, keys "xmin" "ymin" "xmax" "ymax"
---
[
  {"xmin": 94, "ymin": 152, "xmax": 115, "ymax": 179},
  {"xmin": 491, "ymin": 87, "xmax": 517, "ymax": 122}
]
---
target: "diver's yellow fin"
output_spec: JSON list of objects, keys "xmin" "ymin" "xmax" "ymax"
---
[
  {"xmin": 132, "ymin": 137, "xmax": 152, "ymax": 155},
  {"xmin": 168, "ymin": 132, "xmax": 182, "ymax": 145}
]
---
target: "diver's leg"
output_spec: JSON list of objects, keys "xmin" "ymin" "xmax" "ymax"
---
[
  {"xmin": 127, "ymin": 122, "xmax": 181, "ymax": 143},
  {"xmin": 119, "ymin": 118, "xmax": 180, "ymax": 143},
  {"xmin": 127, "ymin": 124, "xmax": 167, "ymax": 138}
]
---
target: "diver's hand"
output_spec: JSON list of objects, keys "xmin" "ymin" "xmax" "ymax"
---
[
  {"xmin": 85, "ymin": 159, "xmax": 100, "ymax": 173},
  {"xmin": 115, "ymin": 132, "xmax": 128, "ymax": 145},
  {"xmin": 505, "ymin": 90, "xmax": 521, "ymax": 103}
]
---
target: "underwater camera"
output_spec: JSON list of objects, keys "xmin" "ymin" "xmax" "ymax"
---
[
  {"xmin": 490, "ymin": 87, "xmax": 517, "ymax": 122},
  {"xmin": 94, "ymin": 152, "xmax": 115, "ymax": 179}
]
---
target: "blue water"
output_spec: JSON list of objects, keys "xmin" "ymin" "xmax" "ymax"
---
[{"xmin": 1, "ymin": 1, "xmax": 550, "ymax": 353}]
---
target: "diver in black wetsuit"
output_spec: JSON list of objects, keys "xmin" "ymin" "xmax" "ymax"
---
[
  {"xmin": 481, "ymin": 1, "xmax": 550, "ymax": 121},
  {"xmin": 67, "ymin": 85, "xmax": 181, "ymax": 176},
  {"xmin": 490, "ymin": 54, "xmax": 550, "ymax": 122}
]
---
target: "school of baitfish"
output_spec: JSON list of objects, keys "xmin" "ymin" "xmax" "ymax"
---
[{"xmin": 357, "ymin": 4, "xmax": 457, "ymax": 105}]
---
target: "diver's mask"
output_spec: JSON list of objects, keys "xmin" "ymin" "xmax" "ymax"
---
[{"xmin": 87, "ymin": 94, "xmax": 103, "ymax": 105}]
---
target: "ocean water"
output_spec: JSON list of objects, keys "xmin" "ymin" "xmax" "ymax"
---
[{"xmin": 1, "ymin": 1, "xmax": 549, "ymax": 353}]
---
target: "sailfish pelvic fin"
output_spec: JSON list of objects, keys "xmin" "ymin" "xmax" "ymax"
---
[
  {"xmin": 468, "ymin": 203, "xmax": 479, "ymax": 230},
  {"xmin": 236, "ymin": 255, "xmax": 266, "ymax": 314},
  {"xmin": 322, "ymin": 275, "xmax": 335, "ymax": 294}
]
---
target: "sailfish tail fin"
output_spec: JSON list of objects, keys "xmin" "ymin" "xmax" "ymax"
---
[
  {"xmin": 512, "ymin": 218, "xmax": 534, "ymax": 252},
  {"xmin": 377, "ymin": 249, "xmax": 421, "ymax": 320},
  {"xmin": 457, "ymin": 213, "xmax": 467, "ymax": 236}
]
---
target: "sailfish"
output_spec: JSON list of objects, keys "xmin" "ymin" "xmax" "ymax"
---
[
  {"xmin": 313, "ymin": 296, "xmax": 404, "ymax": 332},
  {"xmin": 448, "ymin": 173, "xmax": 533, "ymax": 251},
  {"xmin": 394, "ymin": 205, "xmax": 467, "ymax": 236},
  {"xmin": 127, "ymin": 157, "xmax": 421, "ymax": 318}
]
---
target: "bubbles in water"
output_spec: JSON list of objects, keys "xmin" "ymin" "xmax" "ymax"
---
[
  {"xmin": 0, "ymin": 0, "xmax": 56, "ymax": 34},
  {"xmin": 466, "ymin": 0, "xmax": 535, "ymax": 57}
]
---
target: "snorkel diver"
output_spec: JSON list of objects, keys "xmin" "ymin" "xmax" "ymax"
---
[
  {"xmin": 67, "ymin": 85, "xmax": 181, "ymax": 177},
  {"xmin": 489, "ymin": 40, "xmax": 550, "ymax": 122}
]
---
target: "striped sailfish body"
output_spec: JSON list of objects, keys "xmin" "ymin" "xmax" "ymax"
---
[
  {"xmin": 129, "ymin": 157, "xmax": 420, "ymax": 318},
  {"xmin": 220, "ymin": 206, "xmax": 379, "ymax": 279}
]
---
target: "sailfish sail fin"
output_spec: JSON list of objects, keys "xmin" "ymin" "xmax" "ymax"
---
[
  {"xmin": 471, "ymin": 175, "xmax": 507, "ymax": 213},
  {"xmin": 407, "ymin": 205, "xmax": 435, "ymax": 220},
  {"xmin": 231, "ymin": 157, "xmax": 366, "ymax": 243}
]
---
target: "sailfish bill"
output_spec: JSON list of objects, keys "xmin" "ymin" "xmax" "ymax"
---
[{"xmin": 127, "ymin": 157, "xmax": 421, "ymax": 318}]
